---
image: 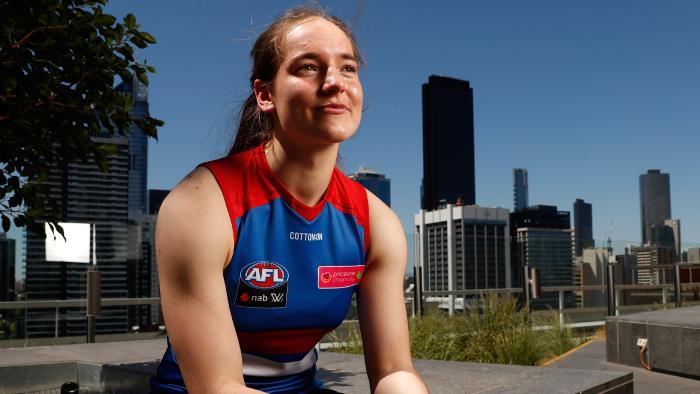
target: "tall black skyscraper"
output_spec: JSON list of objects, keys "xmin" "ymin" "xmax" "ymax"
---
[
  {"xmin": 639, "ymin": 169, "xmax": 671, "ymax": 245},
  {"xmin": 573, "ymin": 199, "xmax": 593, "ymax": 257},
  {"xmin": 421, "ymin": 75, "xmax": 475, "ymax": 210},
  {"xmin": 513, "ymin": 168, "xmax": 529, "ymax": 211}
]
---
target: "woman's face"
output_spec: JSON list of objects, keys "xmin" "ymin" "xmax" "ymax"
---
[{"xmin": 260, "ymin": 17, "xmax": 363, "ymax": 147}]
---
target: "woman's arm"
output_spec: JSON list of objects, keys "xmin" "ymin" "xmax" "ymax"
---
[
  {"xmin": 156, "ymin": 167, "xmax": 263, "ymax": 393},
  {"xmin": 358, "ymin": 192, "xmax": 429, "ymax": 394}
]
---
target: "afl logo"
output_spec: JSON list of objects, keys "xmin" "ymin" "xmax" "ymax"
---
[{"xmin": 240, "ymin": 261, "xmax": 289, "ymax": 289}]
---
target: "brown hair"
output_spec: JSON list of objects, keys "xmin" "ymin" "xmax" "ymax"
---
[{"xmin": 229, "ymin": 7, "xmax": 363, "ymax": 155}]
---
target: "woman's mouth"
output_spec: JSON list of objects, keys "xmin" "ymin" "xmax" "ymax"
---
[{"xmin": 317, "ymin": 103, "xmax": 348, "ymax": 114}]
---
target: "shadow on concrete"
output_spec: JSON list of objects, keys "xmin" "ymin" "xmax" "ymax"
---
[
  {"xmin": 94, "ymin": 360, "xmax": 159, "ymax": 394},
  {"xmin": 316, "ymin": 367, "xmax": 365, "ymax": 391}
]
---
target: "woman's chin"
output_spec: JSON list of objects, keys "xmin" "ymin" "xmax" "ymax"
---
[{"xmin": 307, "ymin": 126, "xmax": 358, "ymax": 145}]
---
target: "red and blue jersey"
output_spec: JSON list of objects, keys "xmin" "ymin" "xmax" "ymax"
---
[{"xmin": 151, "ymin": 145, "xmax": 370, "ymax": 393}]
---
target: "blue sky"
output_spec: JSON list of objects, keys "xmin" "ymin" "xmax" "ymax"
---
[{"xmin": 9, "ymin": 1, "xmax": 700, "ymax": 275}]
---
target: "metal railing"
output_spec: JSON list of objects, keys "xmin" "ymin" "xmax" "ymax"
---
[
  {"xmin": 411, "ymin": 283, "xmax": 700, "ymax": 326},
  {"xmin": 408, "ymin": 263, "xmax": 700, "ymax": 328},
  {"xmin": 0, "ymin": 298, "xmax": 161, "ymax": 342},
  {"xmin": 2, "ymin": 262, "xmax": 700, "ymax": 343}
]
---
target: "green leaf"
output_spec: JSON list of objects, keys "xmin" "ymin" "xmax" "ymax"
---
[
  {"xmin": 97, "ymin": 144, "xmax": 119, "ymax": 156},
  {"xmin": 8, "ymin": 194, "xmax": 22, "ymax": 208},
  {"xmin": 55, "ymin": 223, "xmax": 65, "ymax": 240},
  {"xmin": 124, "ymin": 13, "xmax": 136, "ymax": 29},
  {"xmin": 136, "ymin": 71, "xmax": 148, "ymax": 85},
  {"xmin": 129, "ymin": 36, "xmax": 147, "ymax": 49},
  {"xmin": 94, "ymin": 14, "xmax": 116, "ymax": 26},
  {"xmin": 1, "ymin": 215, "xmax": 9, "ymax": 232},
  {"xmin": 13, "ymin": 216, "xmax": 25, "ymax": 227},
  {"xmin": 139, "ymin": 32, "xmax": 156, "ymax": 44},
  {"xmin": 8, "ymin": 176, "xmax": 19, "ymax": 188}
]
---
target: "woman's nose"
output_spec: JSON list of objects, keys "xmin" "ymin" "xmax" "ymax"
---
[{"xmin": 321, "ymin": 69, "xmax": 346, "ymax": 93}]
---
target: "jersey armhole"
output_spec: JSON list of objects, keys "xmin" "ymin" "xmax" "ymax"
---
[{"xmin": 198, "ymin": 161, "xmax": 240, "ymax": 248}]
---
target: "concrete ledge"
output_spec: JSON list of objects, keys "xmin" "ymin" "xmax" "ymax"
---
[
  {"xmin": 318, "ymin": 352, "xmax": 632, "ymax": 394},
  {"xmin": 606, "ymin": 305, "xmax": 700, "ymax": 377},
  {"xmin": 0, "ymin": 339, "xmax": 632, "ymax": 393}
]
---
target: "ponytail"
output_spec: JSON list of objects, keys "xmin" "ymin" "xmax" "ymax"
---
[{"xmin": 229, "ymin": 94, "xmax": 273, "ymax": 155}]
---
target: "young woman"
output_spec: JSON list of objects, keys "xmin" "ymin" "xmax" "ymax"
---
[{"xmin": 150, "ymin": 8, "xmax": 429, "ymax": 394}]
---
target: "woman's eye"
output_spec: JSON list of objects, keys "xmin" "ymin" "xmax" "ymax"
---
[
  {"xmin": 341, "ymin": 65, "xmax": 357, "ymax": 73},
  {"xmin": 297, "ymin": 64, "xmax": 318, "ymax": 73}
]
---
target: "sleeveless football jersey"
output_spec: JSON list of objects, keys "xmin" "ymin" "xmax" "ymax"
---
[{"xmin": 151, "ymin": 145, "xmax": 370, "ymax": 393}]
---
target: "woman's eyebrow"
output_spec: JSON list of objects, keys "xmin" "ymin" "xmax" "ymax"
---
[
  {"xmin": 288, "ymin": 52, "xmax": 321, "ymax": 63},
  {"xmin": 288, "ymin": 52, "xmax": 357, "ymax": 63}
]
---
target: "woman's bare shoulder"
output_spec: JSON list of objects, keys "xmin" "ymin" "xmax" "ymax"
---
[
  {"xmin": 157, "ymin": 166, "xmax": 233, "ymax": 268},
  {"xmin": 159, "ymin": 166, "xmax": 228, "ymax": 219}
]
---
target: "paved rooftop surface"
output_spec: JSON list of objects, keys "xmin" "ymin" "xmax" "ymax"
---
[
  {"xmin": 0, "ymin": 338, "xmax": 635, "ymax": 393},
  {"xmin": 547, "ymin": 339, "xmax": 700, "ymax": 393},
  {"xmin": 609, "ymin": 305, "xmax": 700, "ymax": 327}
]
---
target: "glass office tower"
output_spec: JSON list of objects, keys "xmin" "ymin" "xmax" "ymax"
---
[
  {"xmin": 639, "ymin": 170, "xmax": 671, "ymax": 245},
  {"xmin": 573, "ymin": 198, "xmax": 593, "ymax": 257},
  {"xmin": 513, "ymin": 168, "xmax": 529, "ymax": 212}
]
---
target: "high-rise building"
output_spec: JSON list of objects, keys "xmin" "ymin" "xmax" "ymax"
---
[
  {"xmin": 639, "ymin": 170, "xmax": 671, "ymax": 245},
  {"xmin": 415, "ymin": 205, "xmax": 510, "ymax": 309},
  {"xmin": 349, "ymin": 167, "xmax": 391, "ymax": 207},
  {"xmin": 127, "ymin": 212, "xmax": 161, "ymax": 330},
  {"xmin": 148, "ymin": 189, "xmax": 170, "ymax": 215},
  {"xmin": 580, "ymin": 248, "xmax": 610, "ymax": 307},
  {"xmin": 685, "ymin": 248, "xmax": 700, "ymax": 283},
  {"xmin": 119, "ymin": 75, "xmax": 158, "ymax": 331},
  {"xmin": 663, "ymin": 219, "xmax": 681, "ymax": 261},
  {"xmin": 421, "ymin": 75, "xmax": 475, "ymax": 210},
  {"xmin": 513, "ymin": 168, "xmax": 529, "ymax": 212},
  {"xmin": 127, "ymin": 189, "xmax": 168, "ymax": 329},
  {"xmin": 25, "ymin": 136, "xmax": 130, "ymax": 337},
  {"xmin": 117, "ymin": 75, "xmax": 150, "ymax": 220},
  {"xmin": 0, "ymin": 233, "xmax": 16, "ymax": 302},
  {"xmin": 626, "ymin": 244, "xmax": 673, "ymax": 285},
  {"xmin": 510, "ymin": 205, "xmax": 574, "ymax": 309},
  {"xmin": 614, "ymin": 253, "xmax": 638, "ymax": 286},
  {"xmin": 24, "ymin": 75, "xmax": 152, "ymax": 338},
  {"xmin": 573, "ymin": 199, "xmax": 593, "ymax": 257},
  {"xmin": 688, "ymin": 248, "xmax": 700, "ymax": 264},
  {"xmin": 571, "ymin": 257, "xmax": 583, "ymax": 307}
]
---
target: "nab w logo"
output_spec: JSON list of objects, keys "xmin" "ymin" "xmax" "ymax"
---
[
  {"xmin": 240, "ymin": 261, "xmax": 289, "ymax": 289},
  {"xmin": 270, "ymin": 293, "xmax": 285, "ymax": 303}
]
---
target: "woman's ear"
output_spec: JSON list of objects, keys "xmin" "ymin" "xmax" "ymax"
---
[{"xmin": 253, "ymin": 79, "xmax": 275, "ymax": 113}]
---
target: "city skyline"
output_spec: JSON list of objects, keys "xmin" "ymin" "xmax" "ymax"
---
[{"xmin": 6, "ymin": 1, "xmax": 700, "ymax": 275}]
